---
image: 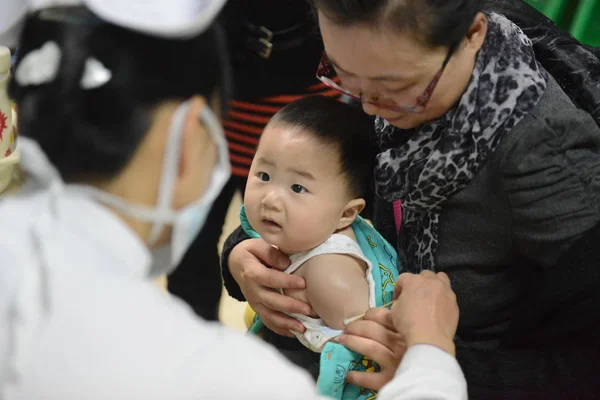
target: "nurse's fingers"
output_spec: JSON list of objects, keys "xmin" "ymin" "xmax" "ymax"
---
[
  {"xmin": 342, "ymin": 323, "xmax": 405, "ymax": 369},
  {"xmin": 437, "ymin": 271, "xmax": 451, "ymax": 287},
  {"xmin": 343, "ymin": 318, "xmax": 404, "ymax": 356},
  {"xmin": 360, "ymin": 307, "xmax": 396, "ymax": 331},
  {"xmin": 338, "ymin": 334, "xmax": 395, "ymax": 368},
  {"xmin": 393, "ymin": 272, "xmax": 413, "ymax": 300},
  {"xmin": 346, "ymin": 371, "xmax": 393, "ymax": 392},
  {"xmin": 338, "ymin": 333, "xmax": 404, "ymax": 388},
  {"xmin": 393, "ymin": 270, "xmax": 437, "ymax": 300}
]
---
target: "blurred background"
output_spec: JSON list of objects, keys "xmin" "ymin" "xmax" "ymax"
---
[{"xmin": 525, "ymin": 0, "xmax": 599, "ymax": 46}]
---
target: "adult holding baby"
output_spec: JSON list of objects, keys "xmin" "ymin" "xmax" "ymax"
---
[{"xmin": 221, "ymin": 0, "xmax": 600, "ymax": 397}]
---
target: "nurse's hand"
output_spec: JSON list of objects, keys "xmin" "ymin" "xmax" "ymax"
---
[
  {"xmin": 392, "ymin": 271, "xmax": 459, "ymax": 356},
  {"xmin": 229, "ymin": 238, "xmax": 311, "ymax": 337},
  {"xmin": 337, "ymin": 308, "xmax": 407, "ymax": 391},
  {"xmin": 337, "ymin": 271, "xmax": 459, "ymax": 390}
]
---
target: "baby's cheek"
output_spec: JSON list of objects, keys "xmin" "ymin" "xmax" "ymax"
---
[
  {"xmin": 291, "ymin": 213, "xmax": 331, "ymax": 246},
  {"xmin": 244, "ymin": 192, "xmax": 261, "ymax": 219},
  {"xmin": 292, "ymin": 210, "xmax": 318, "ymax": 231},
  {"xmin": 244, "ymin": 203, "xmax": 259, "ymax": 228}
]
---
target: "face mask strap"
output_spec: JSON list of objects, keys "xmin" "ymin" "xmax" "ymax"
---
[
  {"xmin": 146, "ymin": 101, "xmax": 189, "ymax": 245},
  {"xmin": 166, "ymin": 105, "xmax": 231, "ymax": 269},
  {"xmin": 197, "ymin": 106, "xmax": 231, "ymax": 203},
  {"xmin": 147, "ymin": 103, "xmax": 231, "ymax": 245},
  {"xmin": 69, "ymin": 184, "xmax": 177, "ymax": 224}
]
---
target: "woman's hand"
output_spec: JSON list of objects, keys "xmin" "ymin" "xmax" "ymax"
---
[
  {"xmin": 228, "ymin": 238, "xmax": 311, "ymax": 336},
  {"xmin": 337, "ymin": 307, "xmax": 407, "ymax": 391},
  {"xmin": 392, "ymin": 271, "xmax": 459, "ymax": 356}
]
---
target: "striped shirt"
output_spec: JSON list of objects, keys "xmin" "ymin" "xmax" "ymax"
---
[{"xmin": 224, "ymin": 81, "xmax": 341, "ymax": 178}]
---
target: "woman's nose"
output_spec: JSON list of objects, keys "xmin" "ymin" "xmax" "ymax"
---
[
  {"xmin": 362, "ymin": 101, "xmax": 379, "ymax": 116},
  {"xmin": 359, "ymin": 87, "xmax": 383, "ymax": 116}
]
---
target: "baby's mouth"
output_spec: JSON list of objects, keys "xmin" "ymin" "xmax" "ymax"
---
[{"xmin": 262, "ymin": 218, "xmax": 282, "ymax": 229}]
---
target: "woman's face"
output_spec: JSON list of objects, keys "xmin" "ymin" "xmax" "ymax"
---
[{"xmin": 317, "ymin": 11, "xmax": 487, "ymax": 130}]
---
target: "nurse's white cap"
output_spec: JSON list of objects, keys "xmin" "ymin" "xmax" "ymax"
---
[{"xmin": 0, "ymin": 0, "xmax": 227, "ymax": 47}]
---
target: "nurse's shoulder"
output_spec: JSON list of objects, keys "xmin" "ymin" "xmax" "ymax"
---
[
  {"xmin": 11, "ymin": 265, "xmax": 317, "ymax": 398},
  {"xmin": 0, "ymin": 191, "xmax": 315, "ymax": 398}
]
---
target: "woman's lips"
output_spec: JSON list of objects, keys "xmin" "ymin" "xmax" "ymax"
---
[{"xmin": 384, "ymin": 114, "xmax": 406, "ymax": 122}]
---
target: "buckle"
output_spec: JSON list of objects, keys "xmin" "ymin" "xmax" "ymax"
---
[{"xmin": 245, "ymin": 24, "xmax": 274, "ymax": 59}]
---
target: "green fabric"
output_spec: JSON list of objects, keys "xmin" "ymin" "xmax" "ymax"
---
[
  {"xmin": 239, "ymin": 205, "xmax": 261, "ymax": 239},
  {"xmin": 318, "ymin": 342, "xmax": 380, "ymax": 400},
  {"xmin": 570, "ymin": 0, "xmax": 600, "ymax": 46},
  {"xmin": 241, "ymin": 205, "xmax": 400, "ymax": 399},
  {"xmin": 523, "ymin": 0, "xmax": 568, "ymax": 23}
]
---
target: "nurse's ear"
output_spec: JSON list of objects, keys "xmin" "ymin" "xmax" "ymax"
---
[{"xmin": 172, "ymin": 95, "xmax": 219, "ymax": 210}]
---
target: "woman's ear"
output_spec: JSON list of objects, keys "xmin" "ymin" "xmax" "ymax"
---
[
  {"xmin": 465, "ymin": 12, "xmax": 488, "ymax": 52},
  {"xmin": 337, "ymin": 198, "xmax": 366, "ymax": 230}
]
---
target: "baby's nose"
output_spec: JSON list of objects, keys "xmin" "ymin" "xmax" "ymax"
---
[{"xmin": 262, "ymin": 190, "xmax": 282, "ymax": 211}]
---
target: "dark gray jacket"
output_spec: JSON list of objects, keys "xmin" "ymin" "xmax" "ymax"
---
[{"xmin": 373, "ymin": 75, "xmax": 600, "ymax": 397}]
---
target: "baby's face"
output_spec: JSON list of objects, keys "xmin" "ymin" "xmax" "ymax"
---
[{"xmin": 245, "ymin": 123, "xmax": 353, "ymax": 254}]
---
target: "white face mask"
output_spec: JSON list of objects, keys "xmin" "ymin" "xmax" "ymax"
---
[{"xmin": 71, "ymin": 101, "xmax": 230, "ymax": 276}]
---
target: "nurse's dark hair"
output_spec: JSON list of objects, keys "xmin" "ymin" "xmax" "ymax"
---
[
  {"xmin": 311, "ymin": 0, "xmax": 482, "ymax": 48},
  {"xmin": 9, "ymin": 7, "xmax": 230, "ymax": 181},
  {"xmin": 269, "ymin": 95, "xmax": 376, "ymax": 199}
]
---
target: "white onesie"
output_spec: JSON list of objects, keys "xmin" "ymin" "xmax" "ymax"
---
[{"xmin": 283, "ymin": 234, "xmax": 377, "ymax": 353}]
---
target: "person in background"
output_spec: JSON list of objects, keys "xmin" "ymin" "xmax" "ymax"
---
[{"xmin": 167, "ymin": 0, "xmax": 343, "ymax": 321}]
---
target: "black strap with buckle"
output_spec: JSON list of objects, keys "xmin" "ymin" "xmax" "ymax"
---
[
  {"xmin": 244, "ymin": 21, "xmax": 307, "ymax": 59},
  {"xmin": 245, "ymin": 23, "xmax": 274, "ymax": 59}
]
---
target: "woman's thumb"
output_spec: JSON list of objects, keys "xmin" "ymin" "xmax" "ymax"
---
[{"xmin": 254, "ymin": 240, "xmax": 290, "ymax": 270}]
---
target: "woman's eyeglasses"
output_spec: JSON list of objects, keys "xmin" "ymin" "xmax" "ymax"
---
[{"xmin": 316, "ymin": 43, "xmax": 458, "ymax": 114}]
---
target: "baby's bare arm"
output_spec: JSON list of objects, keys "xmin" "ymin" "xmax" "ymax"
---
[{"xmin": 301, "ymin": 254, "xmax": 370, "ymax": 330}]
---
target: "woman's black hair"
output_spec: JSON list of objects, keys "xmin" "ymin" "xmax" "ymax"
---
[
  {"xmin": 270, "ymin": 95, "xmax": 376, "ymax": 199},
  {"xmin": 311, "ymin": 0, "xmax": 482, "ymax": 48},
  {"xmin": 9, "ymin": 7, "xmax": 230, "ymax": 182}
]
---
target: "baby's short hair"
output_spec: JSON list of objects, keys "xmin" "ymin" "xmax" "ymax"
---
[{"xmin": 269, "ymin": 95, "xmax": 376, "ymax": 199}]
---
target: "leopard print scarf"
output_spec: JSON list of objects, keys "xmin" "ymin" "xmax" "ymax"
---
[{"xmin": 374, "ymin": 13, "xmax": 548, "ymax": 272}]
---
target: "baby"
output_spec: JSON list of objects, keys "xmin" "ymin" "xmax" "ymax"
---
[{"xmin": 241, "ymin": 95, "xmax": 401, "ymax": 399}]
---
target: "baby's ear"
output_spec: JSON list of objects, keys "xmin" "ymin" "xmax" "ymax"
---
[{"xmin": 338, "ymin": 198, "xmax": 366, "ymax": 230}]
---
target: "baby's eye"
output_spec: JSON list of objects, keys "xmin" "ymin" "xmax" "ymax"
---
[
  {"xmin": 258, "ymin": 172, "xmax": 270, "ymax": 182},
  {"xmin": 291, "ymin": 184, "xmax": 307, "ymax": 194}
]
